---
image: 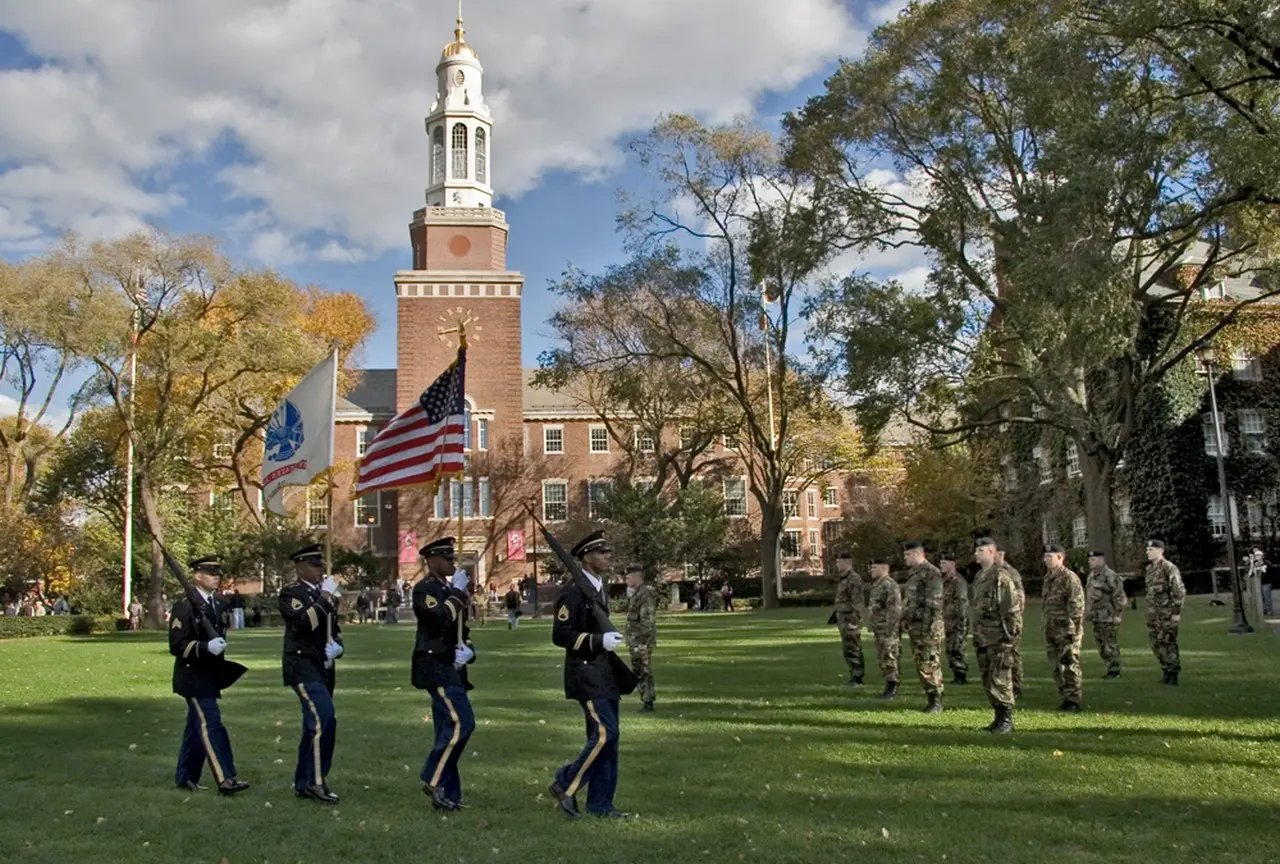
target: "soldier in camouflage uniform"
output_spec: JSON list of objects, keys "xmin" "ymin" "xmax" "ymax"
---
[
  {"xmin": 866, "ymin": 557, "xmax": 902, "ymax": 700},
  {"xmin": 1143, "ymin": 539, "xmax": 1186, "ymax": 685},
  {"xmin": 900, "ymin": 541, "xmax": 946, "ymax": 713},
  {"xmin": 972, "ymin": 537, "xmax": 1021, "ymax": 734},
  {"xmin": 1084, "ymin": 550, "xmax": 1127, "ymax": 679},
  {"xmin": 624, "ymin": 563, "xmax": 658, "ymax": 712},
  {"xmin": 832, "ymin": 553, "xmax": 865, "ymax": 686},
  {"xmin": 940, "ymin": 553, "xmax": 969, "ymax": 684},
  {"xmin": 1041, "ymin": 545, "xmax": 1085, "ymax": 712},
  {"xmin": 995, "ymin": 545, "xmax": 1026, "ymax": 697}
]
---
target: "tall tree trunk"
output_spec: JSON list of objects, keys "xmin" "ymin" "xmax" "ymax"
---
[
  {"xmin": 1079, "ymin": 447, "xmax": 1116, "ymax": 561},
  {"xmin": 137, "ymin": 475, "xmax": 168, "ymax": 629},
  {"xmin": 3, "ymin": 450, "xmax": 17, "ymax": 507},
  {"xmin": 759, "ymin": 503, "xmax": 782, "ymax": 609}
]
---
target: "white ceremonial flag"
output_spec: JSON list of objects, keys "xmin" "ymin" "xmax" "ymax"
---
[{"xmin": 262, "ymin": 350, "xmax": 338, "ymax": 517}]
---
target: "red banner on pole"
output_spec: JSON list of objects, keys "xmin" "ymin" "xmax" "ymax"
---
[
  {"xmin": 507, "ymin": 529, "xmax": 526, "ymax": 561},
  {"xmin": 398, "ymin": 531, "xmax": 419, "ymax": 564}
]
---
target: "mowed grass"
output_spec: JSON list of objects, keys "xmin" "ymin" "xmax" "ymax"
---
[{"xmin": 2, "ymin": 598, "xmax": 1280, "ymax": 864}]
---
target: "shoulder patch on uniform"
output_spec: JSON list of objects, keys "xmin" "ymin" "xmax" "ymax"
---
[
  {"xmin": 170, "ymin": 616, "xmax": 181, "ymax": 630},
  {"xmin": 426, "ymin": 595, "xmax": 439, "ymax": 609},
  {"xmin": 557, "ymin": 605, "xmax": 570, "ymax": 622},
  {"xmin": 290, "ymin": 598, "xmax": 303, "ymax": 611}
]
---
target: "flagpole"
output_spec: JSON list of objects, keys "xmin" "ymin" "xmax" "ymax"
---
[{"xmin": 455, "ymin": 324, "xmax": 467, "ymax": 649}]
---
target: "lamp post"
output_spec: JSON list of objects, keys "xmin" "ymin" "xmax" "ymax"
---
[
  {"xmin": 1196, "ymin": 345, "xmax": 1253, "ymax": 634},
  {"xmin": 121, "ymin": 273, "xmax": 142, "ymax": 617}
]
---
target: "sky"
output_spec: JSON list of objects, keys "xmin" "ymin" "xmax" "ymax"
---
[{"xmin": 0, "ymin": 0, "xmax": 922, "ymax": 400}]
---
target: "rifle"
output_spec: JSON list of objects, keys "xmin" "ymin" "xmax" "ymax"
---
[
  {"xmin": 525, "ymin": 507, "xmax": 639, "ymax": 696},
  {"xmin": 157, "ymin": 544, "xmax": 248, "ymax": 691}
]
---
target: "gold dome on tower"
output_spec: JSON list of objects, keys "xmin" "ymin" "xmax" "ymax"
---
[{"xmin": 441, "ymin": 2, "xmax": 478, "ymax": 62}]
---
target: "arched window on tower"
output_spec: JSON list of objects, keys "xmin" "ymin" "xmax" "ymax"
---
[
  {"xmin": 452, "ymin": 123, "xmax": 469, "ymax": 180},
  {"xmin": 431, "ymin": 127, "xmax": 445, "ymax": 185},
  {"xmin": 475, "ymin": 128, "xmax": 487, "ymax": 184}
]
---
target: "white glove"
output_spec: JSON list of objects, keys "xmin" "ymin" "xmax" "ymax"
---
[
  {"xmin": 320, "ymin": 576, "xmax": 338, "ymax": 595},
  {"xmin": 602, "ymin": 632, "xmax": 623, "ymax": 653},
  {"xmin": 450, "ymin": 569, "xmax": 470, "ymax": 592},
  {"xmin": 206, "ymin": 637, "xmax": 227, "ymax": 656},
  {"xmin": 453, "ymin": 645, "xmax": 474, "ymax": 667},
  {"xmin": 325, "ymin": 641, "xmax": 344, "ymax": 661}
]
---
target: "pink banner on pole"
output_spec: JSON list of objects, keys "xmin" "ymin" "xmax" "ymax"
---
[
  {"xmin": 507, "ymin": 529, "xmax": 526, "ymax": 561},
  {"xmin": 398, "ymin": 531, "xmax": 419, "ymax": 564}
]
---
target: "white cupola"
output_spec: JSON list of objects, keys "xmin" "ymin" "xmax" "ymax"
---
[{"xmin": 424, "ymin": 3, "xmax": 493, "ymax": 209}]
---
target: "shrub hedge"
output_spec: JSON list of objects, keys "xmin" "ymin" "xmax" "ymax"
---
[{"xmin": 0, "ymin": 615, "xmax": 129, "ymax": 639}]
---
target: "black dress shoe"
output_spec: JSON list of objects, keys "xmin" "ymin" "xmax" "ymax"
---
[
  {"xmin": 1103, "ymin": 670, "xmax": 1120, "ymax": 680},
  {"xmin": 217, "ymin": 779, "xmax": 250, "ymax": 796},
  {"xmin": 922, "ymin": 693, "xmax": 943, "ymax": 714},
  {"xmin": 176, "ymin": 781, "xmax": 207, "ymax": 792},
  {"xmin": 296, "ymin": 784, "xmax": 339, "ymax": 803},
  {"xmin": 641, "ymin": 702, "xmax": 655, "ymax": 713},
  {"xmin": 1059, "ymin": 700, "xmax": 1081, "ymax": 713},
  {"xmin": 422, "ymin": 783, "xmax": 460, "ymax": 811},
  {"xmin": 548, "ymin": 781, "xmax": 580, "ymax": 818},
  {"xmin": 321, "ymin": 784, "xmax": 340, "ymax": 804},
  {"xmin": 590, "ymin": 809, "xmax": 635, "ymax": 819}
]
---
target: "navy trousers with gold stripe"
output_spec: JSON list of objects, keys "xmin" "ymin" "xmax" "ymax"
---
[
  {"xmin": 175, "ymin": 697, "xmax": 237, "ymax": 787},
  {"xmin": 421, "ymin": 685, "xmax": 476, "ymax": 802},
  {"xmin": 292, "ymin": 681, "xmax": 337, "ymax": 791},
  {"xmin": 555, "ymin": 698, "xmax": 620, "ymax": 815}
]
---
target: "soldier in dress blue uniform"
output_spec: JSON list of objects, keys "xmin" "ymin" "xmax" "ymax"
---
[
  {"xmin": 279, "ymin": 543, "xmax": 343, "ymax": 804},
  {"xmin": 411, "ymin": 536, "xmax": 477, "ymax": 811},
  {"xmin": 547, "ymin": 531, "xmax": 633, "ymax": 819},
  {"xmin": 168, "ymin": 555, "xmax": 250, "ymax": 795}
]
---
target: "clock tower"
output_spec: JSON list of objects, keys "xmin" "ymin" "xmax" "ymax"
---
[{"xmin": 394, "ymin": 6, "xmax": 524, "ymax": 559}]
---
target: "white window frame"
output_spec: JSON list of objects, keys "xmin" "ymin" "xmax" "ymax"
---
[
  {"xmin": 478, "ymin": 477, "xmax": 491, "ymax": 519},
  {"xmin": 542, "ymin": 479, "xmax": 569, "ymax": 522},
  {"xmin": 823, "ymin": 486, "xmax": 838, "ymax": 507},
  {"xmin": 1208, "ymin": 495, "xmax": 1228, "ymax": 538},
  {"xmin": 434, "ymin": 484, "xmax": 448, "ymax": 519},
  {"xmin": 1239, "ymin": 409, "xmax": 1267, "ymax": 454},
  {"xmin": 1002, "ymin": 455, "xmax": 1018, "ymax": 491},
  {"xmin": 1065, "ymin": 442, "xmax": 1080, "ymax": 478},
  {"xmin": 306, "ymin": 485, "xmax": 329, "ymax": 530},
  {"xmin": 723, "ymin": 477, "xmax": 747, "ymax": 518},
  {"xmin": 213, "ymin": 436, "xmax": 234, "ymax": 461},
  {"xmin": 782, "ymin": 529, "xmax": 802, "ymax": 559},
  {"xmin": 1071, "ymin": 514, "xmax": 1087, "ymax": 549},
  {"xmin": 354, "ymin": 490, "xmax": 382, "ymax": 527},
  {"xmin": 723, "ymin": 433, "xmax": 740, "ymax": 451},
  {"xmin": 587, "ymin": 479, "xmax": 612, "ymax": 519},
  {"xmin": 1232, "ymin": 347, "xmax": 1262, "ymax": 381},
  {"xmin": 357, "ymin": 425, "xmax": 375, "ymax": 457},
  {"xmin": 1041, "ymin": 515, "xmax": 1059, "ymax": 546},
  {"xmin": 679, "ymin": 426, "xmax": 694, "ymax": 450},
  {"xmin": 477, "ymin": 417, "xmax": 489, "ymax": 451},
  {"xmin": 782, "ymin": 490, "xmax": 799, "ymax": 519},
  {"xmin": 1033, "ymin": 446, "xmax": 1052, "ymax": 485},
  {"xmin": 808, "ymin": 529, "xmax": 819, "ymax": 556},
  {"xmin": 211, "ymin": 489, "xmax": 237, "ymax": 512},
  {"xmin": 589, "ymin": 425, "xmax": 610, "ymax": 454},
  {"xmin": 1202, "ymin": 280, "xmax": 1226, "ymax": 301},
  {"xmin": 634, "ymin": 427, "xmax": 656, "ymax": 454},
  {"xmin": 1202, "ymin": 412, "xmax": 1229, "ymax": 457},
  {"xmin": 543, "ymin": 425, "xmax": 564, "ymax": 455},
  {"xmin": 806, "ymin": 489, "xmax": 817, "ymax": 517}
]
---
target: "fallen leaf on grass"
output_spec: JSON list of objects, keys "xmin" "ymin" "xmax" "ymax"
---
[
  {"xmin": 95, "ymin": 817, "xmax": 105, "ymax": 825},
  {"xmin": 1052, "ymin": 750, "xmax": 1064, "ymax": 758},
  {"xmin": 128, "ymin": 743, "xmax": 138, "ymax": 751},
  {"xmin": 881, "ymin": 827, "xmax": 890, "ymax": 840},
  {"xmin": 275, "ymin": 720, "xmax": 283, "ymax": 727}
]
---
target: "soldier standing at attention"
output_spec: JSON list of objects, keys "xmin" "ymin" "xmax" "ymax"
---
[
  {"xmin": 168, "ymin": 556, "xmax": 249, "ymax": 795},
  {"xmin": 412, "ymin": 537, "xmax": 477, "ymax": 811},
  {"xmin": 279, "ymin": 544, "xmax": 344, "ymax": 804},
  {"xmin": 1084, "ymin": 550, "xmax": 1127, "ymax": 679},
  {"xmin": 1041, "ymin": 545, "xmax": 1085, "ymax": 712},
  {"xmin": 994, "ymin": 544, "xmax": 1026, "ymax": 697},
  {"xmin": 866, "ymin": 557, "xmax": 902, "ymax": 701},
  {"xmin": 548, "ymin": 531, "xmax": 632, "ymax": 819},
  {"xmin": 940, "ymin": 553, "xmax": 969, "ymax": 684},
  {"xmin": 1143, "ymin": 539, "xmax": 1186, "ymax": 685},
  {"xmin": 971, "ymin": 538, "xmax": 1021, "ymax": 734},
  {"xmin": 624, "ymin": 563, "xmax": 658, "ymax": 713},
  {"xmin": 900, "ymin": 541, "xmax": 946, "ymax": 713},
  {"xmin": 833, "ymin": 552, "xmax": 865, "ymax": 687}
]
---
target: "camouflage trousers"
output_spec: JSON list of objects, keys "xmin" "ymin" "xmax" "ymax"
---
[
  {"xmin": 907, "ymin": 628, "xmax": 944, "ymax": 696},
  {"xmin": 1011, "ymin": 632, "xmax": 1024, "ymax": 694},
  {"xmin": 1045, "ymin": 630, "xmax": 1083, "ymax": 703},
  {"xmin": 835, "ymin": 612, "xmax": 864, "ymax": 678},
  {"xmin": 1146, "ymin": 616, "xmax": 1180, "ymax": 674},
  {"xmin": 976, "ymin": 643, "xmax": 1016, "ymax": 710},
  {"xmin": 629, "ymin": 642, "xmax": 655, "ymax": 705},
  {"xmin": 1091, "ymin": 621, "xmax": 1121, "ymax": 674},
  {"xmin": 872, "ymin": 629, "xmax": 900, "ymax": 684},
  {"xmin": 945, "ymin": 627, "xmax": 968, "ymax": 675}
]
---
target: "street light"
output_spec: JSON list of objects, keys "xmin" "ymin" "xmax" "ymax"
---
[{"xmin": 1195, "ymin": 345, "xmax": 1253, "ymax": 634}]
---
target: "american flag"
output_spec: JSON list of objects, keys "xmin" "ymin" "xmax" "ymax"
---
[{"xmin": 354, "ymin": 348, "xmax": 466, "ymax": 495}]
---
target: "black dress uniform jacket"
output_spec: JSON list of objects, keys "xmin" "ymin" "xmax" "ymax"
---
[
  {"xmin": 411, "ymin": 577, "xmax": 475, "ymax": 691},
  {"xmin": 168, "ymin": 595, "xmax": 241, "ymax": 699},
  {"xmin": 552, "ymin": 578, "xmax": 619, "ymax": 702},
  {"xmin": 279, "ymin": 581, "xmax": 342, "ymax": 691}
]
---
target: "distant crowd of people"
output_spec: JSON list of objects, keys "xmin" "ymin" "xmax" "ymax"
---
[{"xmin": 2, "ymin": 591, "xmax": 74, "ymax": 618}]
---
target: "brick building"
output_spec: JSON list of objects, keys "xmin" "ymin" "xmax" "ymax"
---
[{"xmin": 242, "ymin": 12, "xmax": 886, "ymax": 591}]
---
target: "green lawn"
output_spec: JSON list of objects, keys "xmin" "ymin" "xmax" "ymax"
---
[{"xmin": 2, "ymin": 598, "xmax": 1279, "ymax": 864}]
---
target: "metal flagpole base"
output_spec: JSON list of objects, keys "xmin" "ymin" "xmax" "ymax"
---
[{"xmin": 1229, "ymin": 614, "xmax": 1254, "ymax": 634}]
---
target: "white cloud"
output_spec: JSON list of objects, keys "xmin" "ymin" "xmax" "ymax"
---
[{"xmin": 0, "ymin": 0, "xmax": 890, "ymax": 261}]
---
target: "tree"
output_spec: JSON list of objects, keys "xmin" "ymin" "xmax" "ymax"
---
[
  {"xmin": 544, "ymin": 116, "xmax": 854, "ymax": 607},
  {"xmin": 791, "ymin": 0, "xmax": 1280, "ymax": 560},
  {"xmin": 50, "ymin": 230, "xmax": 373, "ymax": 626}
]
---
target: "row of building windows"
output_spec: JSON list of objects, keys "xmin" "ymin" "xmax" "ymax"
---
[
  {"xmin": 430, "ymin": 123, "xmax": 487, "ymax": 186},
  {"xmin": 545, "ymin": 425, "xmax": 758, "ymax": 456},
  {"xmin": 538, "ymin": 477, "xmax": 838, "ymax": 523},
  {"xmin": 357, "ymin": 415, "xmax": 489, "ymax": 458}
]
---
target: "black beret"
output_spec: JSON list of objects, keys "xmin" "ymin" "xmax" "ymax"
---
[
  {"xmin": 1088, "ymin": 550, "xmax": 1106, "ymax": 558},
  {"xmin": 288, "ymin": 544, "xmax": 324, "ymax": 563},
  {"xmin": 836, "ymin": 552, "xmax": 853, "ymax": 560},
  {"xmin": 1043, "ymin": 544, "xmax": 1065, "ymax": 554},
  {"xmin": 974, "ymin": 537, "xmax": 996, "ymax": 549},
  {"xmin": 939, "ymin": 552, "xmax": 956, "ymax": 562},
  {"xmin": 189, "ymin": 555, "xmax": 222, "ymax": 573},
  {"xmin": 902, "ymin": 540, "xmax": 924, "ymax": 551},
  {"xmin": 1146, "ymin": 539, "xmax": 1166, "ymax": 549},
  {"xmin": 419, "ymin": 537, "xmax": 456, "ymax": 560},
  {"xmin": 625, "ymin": 562, "xmax": 644, "ymax": 574},
  {"xmin": 869, "ymin": 557, "xmax": 890, "ymax": 566},
  {"xmin": 571, "ymin": 530, "xmax": 612, "ymax": 558}
]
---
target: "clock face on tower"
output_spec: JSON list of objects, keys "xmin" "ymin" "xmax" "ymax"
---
[{"xmin": 437, "ymin": 307, "xmax": 482, "ymax": 345}]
